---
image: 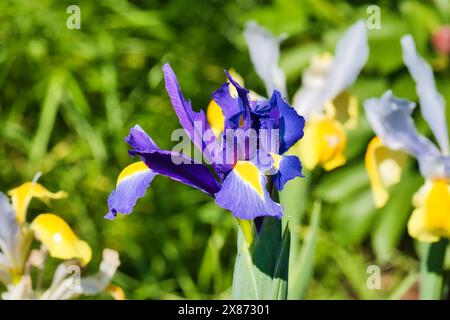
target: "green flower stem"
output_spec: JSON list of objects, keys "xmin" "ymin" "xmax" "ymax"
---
[
  {"xmin": 420, "ymin": 239, "xmax": 448, "ymax": 300},
  {"xmin": 237, "ymin": 218, "xmax": 254, "ymax": 247}
]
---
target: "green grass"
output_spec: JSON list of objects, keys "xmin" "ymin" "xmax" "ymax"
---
[{"xmin": 1, "ymin": 0, "xmax": 449, "ymax": 299}]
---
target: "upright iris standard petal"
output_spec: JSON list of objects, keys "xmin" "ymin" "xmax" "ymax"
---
[
  {"xmin": 225, "ymin": 71, "xmax": 252, "ymax": 130},
  {"xmin": 293, "ymin": 53, "xmax": 333, "ymax": 117},
  {"xmin": 31, "ymin": 214, "xmax": 92, "ymax": 266},
  {"xmin": 105, "ymin": 161, "xmax": 157, "ymax": 220},
  {"xmin": 243, "ymin": 21, "xmax": 287, "ymax": 97},
  {"xmin": 8, "ymin": 183, "xmax": 67, "ymax": 225},
  {"xmin": 319, "ymin": 20, "xmax": 368, "ymax": 107},
  {"xmin": 364, "ymin": 90, "xmax": 444, "ymax": 179},
  {"xmin": 270, "ymin": 153, "xmax": 304, "ymax": 191},
  {"xmin": 365, "ymin": 137, "xmax": 407, "ymax": 208},
  {"xmin": 401, "ymin": 35, "xmax": 449, "ymax": 155},
  {"xmin": 293, "ymin": 20, "xmax": 368, "ymax": 119},
  {"xmin": 162, "ymin": 64, "xmax": 221, "ymax": 170},
  {"xmin": 130, "ymin": 149, "xmax": 220, "ymax": 197},
  {"xmin": 211, "ymin": 83, "xmax": 239, "ymax": 120},
  {"xmin": 215, "ymin": 161, "xmax": 283, "ymax": 220},
  {"xmin": 272, "ymin": 91, "xmax": 305, "ymax": 154}
]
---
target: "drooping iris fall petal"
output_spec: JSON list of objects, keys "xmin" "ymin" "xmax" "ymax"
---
[
  {"xmin": 407, "ymin": 180, "xmax": 450, "ymax": 243},
  {"xmin": 365, "ymin": 137, "xmax": 408, "ymax": 208},
  {"xmin": 105, "ymin": 161, "xmax": 157, "ymax": 220},
  {"xmin": 364, "ymin": 90, "xmax": 445, "ymax": 179},
  {"xmin": 270, "ymin": 153, "xmax": 304, "ymax": 191},
  {"xmin": 293, "ymin": 117, "xmax": 346, "ymax": 171},
  {"xmin": 130, "ymin": 149, "xmax": 221, "ymax": 197},
  {"xmin": 8, "ymin": 183, "xmax": 67, "ymax": 225},
  {"xmin": 31, "ymin": 214, "xmax": 92, "ymax": 266},
  {"xmin": 273, "ymin": 91, "xmax": 305, "ymax": 154},
  {"xmin": 215, "ymin": 161, "xmax": 283, "ymax": 220}
]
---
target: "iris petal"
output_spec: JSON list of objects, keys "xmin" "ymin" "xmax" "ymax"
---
[
  {"xmin": 215, "ymin": 161, "xmax": 283, "ymax": 220},
  {"xmin": 293, "ymin": 117, "xmax": 346, "ymax": 171},
  {"xmin": 131, "ymin": 149, "xmax": 221, "ymax": 197},
  {"xmin": 243, "ymin": 21, "xmax": 287, "ymax": 97},
  {"xmin": 210, "ymin": 70, "xmax": 247, "ymax": 123},
  {"xmin": 162, "ymin": 64, "xmax": 222, "ymax": 172},
  {"xmin": 273, "ymin": 91, "xmax": 305, "ymax": 154},
  {"xmin": 211, "ymin": 83, "xmax": 236, "ymax": 119},
  {"xmin": 8, "ymin": 182, "xmax": 67, "ymax": 225},
  {"xmin": 365, "ymin": 137, "xmax": 407, "ymax": 208},
  {"xmin": 319, "ymin": 20, "xmax": 368, "ymax": 110},
  {"xmin": 125, "ymin": 124, "xmax": 158, "ymax": 152},
  {"xmin": 401, "ymin": 35, "xmax": 449, "ymax": 155},
  {"xmin": 407, "ymin": 180, "xmax": 450, "ymax": 242},
  {"xmin": 270, "ymin": 153, "xmax": 304, "ymax": 191},
  {"xmin": 364, "ymin": 90, "xmax": 445, "ymax": 179},
  {"xmin": 105, "ymin": 161, "xmax": 156, "ymax": 220},
  {"xmin": 0, "ymin": 192, "xmax": 20, "ymax": 268},
  {"xmin": 31, "ymin": 214, "xmax": 92, "ymax": 265},
  {"xmin": 206, "ymin": 100, "xmax": 225, "ymax": 137},
  {"xmin": 324, "ymin": 91, "xmax": 359, "ymax": 129},
  {"xmin": 293, "ymin": 20, "xmax": 368, "ymax": 119},
  {"xmin": 293, "ymin": 53, "xmax": 333, "ymax": 117}
]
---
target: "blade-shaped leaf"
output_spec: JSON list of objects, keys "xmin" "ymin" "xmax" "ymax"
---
[{"xmin": 288, "ymin": 201, "xmax": 321, "ymax": 299}]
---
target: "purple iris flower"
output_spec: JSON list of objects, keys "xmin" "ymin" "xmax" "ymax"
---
[{"xmin": 105, "ymin": 64, "xmax": 305, "ymax": 221}]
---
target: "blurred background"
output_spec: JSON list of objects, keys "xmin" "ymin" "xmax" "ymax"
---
[{"xmin": 1, "ymin": 0, "xmax": 450, "ymax": 299}]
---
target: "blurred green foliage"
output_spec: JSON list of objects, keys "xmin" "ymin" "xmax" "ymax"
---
[{"xmin": 0, "ymin": 0, "xmax": 449, "ymax": 299}]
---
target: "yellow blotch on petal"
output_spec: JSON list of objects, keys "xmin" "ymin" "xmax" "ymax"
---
[
  {"xmin": 106, "ymin": 284, "xmax": 126, "ymax": 300},
  {"xmin": 325, "ymin": 91, "xmax": 359, "ymax": 130},
  {"xmin": 207, "ymin": 100, "xmax": 225, "ymax": 137},
  {"xmin": 117, "ymin": 161, "xmax": 150, "ymax": 185},
  {"xmin": 234, "ymin": 161, "xmax": 264, "ymax": 197},
  {"xmin": 365, "ymin": 137, "xmax": 407, "ymax": 208},
  {"xmin": 8, "ymin": 182, "xmax": 67, "ymax": 225},
  {"xmin": 292, "ymin": 117, "xmax": 346, "ymax": 171},
  {"xmin": 30, "ymin": 214, "xmax": 92, "ymax": 266},
  {"xmin": 207, "ymin": 69, "xmax": 244, "ymax": 137},
  {"xmin": 270, "ymin": 153, "xmax": 282, "ymax": 170},
  {"xmin": 407, "ymin": 180, "xmax": 450, "ymax": 243}
]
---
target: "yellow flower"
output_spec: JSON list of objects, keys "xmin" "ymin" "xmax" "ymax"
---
[
  {"xmin": 30, "ymin": 214, "xmax": 92, "ymax": 266},
  {"xmin": 292, "ymin": 117, "xmax": 346, "ymax": 171},
  {"xmin": 407, "ymin": 180, "xmax": 450, "ymax": 243},
  {"xmin": 365, "ymin": 137, "xmax": 408, "ymax": 207},
  {"xmin": 8, "ymin": 182, "xmax": 67, "ymax": 225}
]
